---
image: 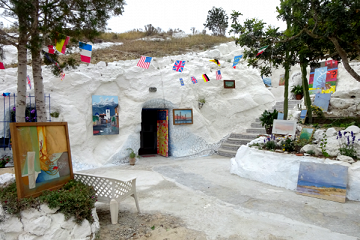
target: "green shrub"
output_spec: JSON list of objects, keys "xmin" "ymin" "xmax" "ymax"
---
[
  {"xmin": 0, "ymin": 183, "xmax": 40, "ymax": 216},
  {"xmin": 311, "ymin": 105, "xmax": 325, "ymax": 118},
  {"xmin": 281, "ymin": 137, "xmax": 295, "ymax": 152},
  {"xmin": 291, "ymin": 85, "xmax": 303, "ymax": 95},
  {"xmin": 306, "ymin": 150, "xmax": 315, "ymax": 155},
  {"xmin": 0, "ymin": 180, "xmax": 97, "ymax": 224},
  {"xmin": 294, "ymin": 138, "xmax": 312, "ymax": 152},
  {"xmin": 319, "ymin": 132, "xmax": 330, "ymax": 157},
  {"xmin": 262, "ymin": 135, "xmax": 277, "ymax": 150}
]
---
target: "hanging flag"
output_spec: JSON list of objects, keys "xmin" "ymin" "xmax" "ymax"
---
[
  {"xmin": 55, "ymin": 36, "xmax": 70, "ymax": 54},
  {"xmin": 216, "ymin": 70, "xmax": 222, "ymax": 80},
  {"xmin": 191, "ymin": 76, "xmax": 197, "ymax": 84},
  {"xmin": 173, "ymin": 60, "xmax": 186, "ymax": 72},
  {"xmin": 2, "ymin": 93, "xmax": 10, "ymax": 97},
  {"xmin": 233, "ymin": 55, "xmax": 242, "ymax": 68},
  {"xmin": 43, "ymin": 45, "xmax": 55, "ymax": 54},
  {"xmin": 60, "ymin": 72, "xmax": 65, "ymax": 81},
  {"xmin": 0, "ymin": 57, "xmax": 4, "ymax": 69},
  {"xmin": 79, "ymin": 42, "xmax": 92, "ymax": 63},
  {"xmin": 137, "ymin": 56, "xmax": 152, "ymax": 69},
  {"xmin": 44, "ymin": 53, "xmax": 65, "ymax": 80},
  {"xmin": 179, "ymin": 78, "xmax": 184, "ymax": 86},
  {"xmin": 202, "ymin": 74, "xmax": 210, "ymax": 82},
  {"xmin": 257, "ymin": 45, "xmax": 268, "ymax": 56},
  {"xmin": 209, "ymin": 59, "xmax": 220, "ymax": 66},
  {"xmin": 27, "ymin": 75, "xmax": 31, "ymax": 89}
]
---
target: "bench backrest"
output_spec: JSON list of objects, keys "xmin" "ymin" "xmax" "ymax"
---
[{"xmin": 74, "ymin": 173, "xmax": 136, "ymax": 202}]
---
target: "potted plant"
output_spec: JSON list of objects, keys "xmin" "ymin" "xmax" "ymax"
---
[
  {"xmin": 126, "ymin": 148, "xmax": 138, "ymax": 165},
  {"xmin": 291, "ymin": 85, "xmax": 304, "ymax": 100},
  {"xmin": 259, "ymin": 109, "xmax": 278, "ymax": 134},
  {"xmin": 198, "ymin": 98, "xmax": 206, "ymax": 109}
]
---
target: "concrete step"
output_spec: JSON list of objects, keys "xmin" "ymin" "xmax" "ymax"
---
[
  {"xmin": 230, "ymin": 133, "xmax": 259, "ymax": 139},
  {"xmin": 226, "ymin": 138, "xmax": 251, "ymax": 145},
  {"xmin": 246, "ymin": 128, "xmax": 267, "ymax": 134},
  {"xmin": 275, "ymin": 100, "xmax": 302, "ymax": 104},
  {"xmin": 217, "ymin": 148, "xmax": 237, "ymax": 158},
  {"xmin": 221, "ymin": 143, "xmax": 241, "ymax": 151},
  {"xmin": 251, "ymin": 122, "xmax": 264, "ymax": 128}
]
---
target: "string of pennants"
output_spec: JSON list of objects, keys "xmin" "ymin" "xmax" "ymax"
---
[
  {"xmin": 136, "ymin": 52, "xmax": 248, "ymax": 86},
  {"xmin": 0, "ymin": 34, "xmax": 268, "ymax": 85}
]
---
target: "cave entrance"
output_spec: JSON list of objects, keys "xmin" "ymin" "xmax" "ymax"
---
[{"xmin": 139, "ymin": 109, "xmax": 168, "ymax": 157}]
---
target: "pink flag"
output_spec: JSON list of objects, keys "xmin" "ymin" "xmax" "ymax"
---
[{"xmin": 27, "ymin": 75, "xmax": 31, "ymax": 89}]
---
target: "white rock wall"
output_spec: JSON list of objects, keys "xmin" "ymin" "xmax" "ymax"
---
[
  {"xmin": 230, "ymin": 146, "xmax": 360, "ymax": 201},
  {"xmin": 0, "ymin": 42, "xmax": 276, "ymax": 166},
  {"xmin": 0, "ymin": 204, "xmax": 99, "ymax": 240}
]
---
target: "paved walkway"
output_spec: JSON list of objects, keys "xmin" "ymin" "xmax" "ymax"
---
[{"xmin": 79, "ymin": 155, "xmax": 360, "ymax": 240}]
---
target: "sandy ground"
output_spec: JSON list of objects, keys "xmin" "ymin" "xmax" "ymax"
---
[{"xmin": 78, "ymin": 155, "xmax": 360, "ymax": 240}]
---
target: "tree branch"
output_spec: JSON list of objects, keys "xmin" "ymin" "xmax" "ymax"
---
[{"xmin": 328, "ymin": 36, "xmax": 360, "ymax": 82}]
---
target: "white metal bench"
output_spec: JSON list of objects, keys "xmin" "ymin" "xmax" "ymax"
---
[{"xmin": 74, "ymin": 173, "xmax": 140, "ymax": 224}]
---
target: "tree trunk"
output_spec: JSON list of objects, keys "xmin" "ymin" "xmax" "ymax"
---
[
  {"xmin": 283, "ymin": 16, "xmax": 291, "ymax": 120},
  {"xmin": 32, "ymin": 50, "xmax": 46, "ymax": 122},
  {"xmin": 31, "ymin": 0, "xmax": 46, "ymax": 122},
  {"xmin": 16, "ymin": 21, "xmax": 28, "ymax": 122},
  {"xmin": 283, "ymin": 51, "xmax": 290, "ymax": 120},
  {"xmin": 300, "ymin": 56, "xmax": 312, "ymax": 123},
  {"xmin": 329, "ymin": 36, "xmax": 360, "ymax": 82}
]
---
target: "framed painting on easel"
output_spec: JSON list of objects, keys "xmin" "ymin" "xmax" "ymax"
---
[{"xmin": 10, "ymin": 122, "xmax": 73, "ymax": 199}]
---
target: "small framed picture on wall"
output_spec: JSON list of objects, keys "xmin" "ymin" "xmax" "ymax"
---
[
  {"xmin": 224, "ymin": 80, "xmax": 235, "ymax": 88},
  {"xmin": 173, "ymin": 109, "xmax": 193, "ymax": 125}
]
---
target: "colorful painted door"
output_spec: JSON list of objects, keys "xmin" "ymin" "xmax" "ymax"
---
[{"xmin": 157, "ymin": 110, "xmax": 168, "ymax": 157}]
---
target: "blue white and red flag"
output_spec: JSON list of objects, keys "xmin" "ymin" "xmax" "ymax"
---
[
  {"xmin": 137, "ymin": 56, "xmax": 152, "ymax": 69},
  {"xmin": 173, "ymin": 60, "xmax": 186, "ymax": 72},
  {"xmin": 79, "ymin": 42, "xmax": 92, "ymax": 63},
  {"xmin": 216, "ymin": 70, "xmax": 222, "ymax": 80}
]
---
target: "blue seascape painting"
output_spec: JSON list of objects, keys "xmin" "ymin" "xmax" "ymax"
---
[
  {"xmin": 313, "ymin": 93, "xmax": 331, "ymax": 112},
  {"xmin": 296, "ymin": 162, "xmax": 348, "ymax": 203}
]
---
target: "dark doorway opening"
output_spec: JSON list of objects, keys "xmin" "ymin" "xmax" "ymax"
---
[
  {"xmin": 139, "ymin": 108, "xmax": 169, "ymax": 156},
  {"xmin": 139, "ymin": 109, "xmax": 158, "ymax": 155}
]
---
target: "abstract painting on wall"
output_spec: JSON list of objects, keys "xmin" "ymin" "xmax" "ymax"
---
[
  {"xmin": 296, "ymin": 162, "xmax": 348, "ymax": 203},
  {"xmin": 92, "ymin": 95, "xmax": 119, "ymax": 135},
  {"xmin": 313, "ymin": 93, "xmax": 331, "ymax": 112},
  {"xmin": 299, "ymin": 127, "xmax": 314, "ymax": 141},
  {"xmin": 272, "ymin": 120, "xmax": 297, "ymax": 136},
  {"xmin": 308, "ymin": 60, "xmax": 338, "ymax": 95},
  {"xmin": 173, "ymin": 109, "xmax": 193, "ymax": 125},
  {"xmin": 299, "ymin": 109, "xmax": 307, "ymax": 124},
  {"xmin": 279, "ymin": 74, "xmax": 285, "ymax": 86},
  {"xmin": 10, "ymin": 122, "xmax": 73, "ymax": 199}
]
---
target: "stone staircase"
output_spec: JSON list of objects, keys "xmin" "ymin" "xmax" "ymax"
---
[
  {"xmin": 217, "ymin": 100, "xmax": 302, "ymax": 158},
  {"xmin": 217, "ymin": 118, "xmax": 265, "ymax": 158}
]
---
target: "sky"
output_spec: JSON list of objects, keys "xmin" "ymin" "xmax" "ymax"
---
[{"xmin": 107, "ymin": 0, "xmax": 286, "ymax": 34}]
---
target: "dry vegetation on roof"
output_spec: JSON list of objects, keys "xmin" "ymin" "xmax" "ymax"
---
[
  {"xmin": 58, "ymin": 31, "xmax": 232, "ymax": 65},
  {"xmin": 2, "ymin": 29, "xmax": 232, "ymax": 68}
]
